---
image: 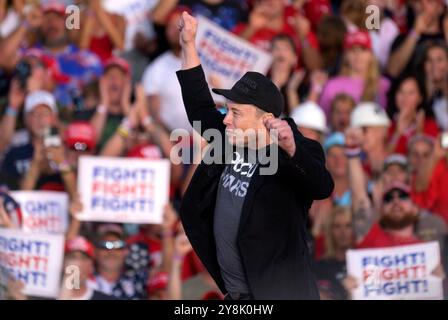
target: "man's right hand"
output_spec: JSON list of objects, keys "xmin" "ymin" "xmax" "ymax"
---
[{"xmin": 178, "ymin": 12, "xmax": 198, "ymax": 48}]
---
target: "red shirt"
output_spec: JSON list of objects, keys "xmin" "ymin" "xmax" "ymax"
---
[
  {"xmin": 412, "ymin": 159, "xmax": 448, "ymax": 225},
  {"xmin": 89, "ymin": 34, "xmax": 114, "ymax": 63},
  {"xmin": 357, "ymin": 223, "xmax": 421, "ymax": 249},
  {"xmin": 232, "ymin": 5, "xmax": 319, "ymax": 67},
  {"xmin": 388, "ymin": 118, "xmax": 439, "ymax": 155}
]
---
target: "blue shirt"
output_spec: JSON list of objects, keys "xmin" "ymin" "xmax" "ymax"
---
[{"xmin": 33, "ymin": 44, "xmax": 103, "ymax": 107}]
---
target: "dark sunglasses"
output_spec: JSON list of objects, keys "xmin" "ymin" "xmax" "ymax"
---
[
  {"xmin": 383, "ymin": 189, "xmax": 410, "ymax": 204},
  {"xmin": 96, "ymin": 240, "xmax": 126, "ymax": 250}
]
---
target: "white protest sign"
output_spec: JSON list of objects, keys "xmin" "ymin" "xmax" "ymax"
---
[
  {"xmin": 195, "ymin": 15, "xmax": 272, "ymax": 90},
  {"xmin": 10, "ymin": 191, "xmax": 68, "ymax": 235},
  {"xmin": 0, "ymin": 228, "xmax": 64, "ymax": 298},
  {"xmin": 346, "ymin": 242, "xmax": 443, "ymax": 300},
  {"xmin": 77, "ymin": 156, "xmax": 170, "ymax": 224}
]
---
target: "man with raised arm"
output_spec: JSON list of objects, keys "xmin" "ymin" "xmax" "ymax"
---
[{"xmin": 176, "ymin": 11, "xmax": 334, "ymax": 300}]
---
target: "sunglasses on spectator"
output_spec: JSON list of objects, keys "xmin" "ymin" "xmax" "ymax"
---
[
  {"xmin": 96, "ymin": 240, "xmax": 126, "ymax": 250},
  {"xmin": 383, "ymin": 189, "xmax": 410, "ymax": 204},
  {"xmin": 70, "ymin": 142, "xmax": 91, "ymax": 152}
]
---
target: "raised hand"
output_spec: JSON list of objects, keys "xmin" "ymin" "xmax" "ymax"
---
[
  {"xmin": 178, "ymin": 11, "xmax": 198, "ymax": 48},
  {"xmin": 174, "ymin": 233, "xmax": 192, "ymax": 257},
  {"xmin": 264, "ymin": 118, "xmax": 296, "ymax": 157}
]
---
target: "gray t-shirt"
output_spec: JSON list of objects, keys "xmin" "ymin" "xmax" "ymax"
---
[{"xmin": 214, "ymin": 148, "xmax": 258, "ymax": 294}]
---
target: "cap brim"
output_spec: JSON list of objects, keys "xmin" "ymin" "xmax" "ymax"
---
[{"xmin": 211, "ymin": 88, "xmax": 252, "ymax": 105}]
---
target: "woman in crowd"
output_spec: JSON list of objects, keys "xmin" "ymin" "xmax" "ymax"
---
[
  {"xmin": 318, "ymin": 30, "xmax": 390, "ymax": 117},
  {"xmin": 417, "ymin": 40, "xmax": 448, "ymax": 131},
  {"xmin": 387, "ymin": 73, "xmax": 439, "ymax": 155}
]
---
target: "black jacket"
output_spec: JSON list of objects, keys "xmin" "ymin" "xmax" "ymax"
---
[{"xmin": 176, "ymin": 65, "xmax": 334, "ymax": 300}]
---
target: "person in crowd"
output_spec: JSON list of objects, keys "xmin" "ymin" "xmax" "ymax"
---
[
  {"xmin": 309, "ymin": 133, "xmax": 350, "ymax": 253},
  {"xmin": 319, "ymin": 30, "xmax": 390, "ymax": 117},
  {"xmin": 342, "ymin": 181, "xmax": 446, "ymax": 297},
  {"xmin": 348, "ymin": 102, "xmax": 391, "ymax": 178},
  {"xmin": 0, "ymin": 2, "xmax": 103, "ymax": 107},
  {"xmin": 324, "ymin": 133, "xmax": 351, "ymax": 207},
  {"xmin": 329, "ymin": 93, "xmax": 356, "ymax": 133},
  {"xmin": 0, "ymin": 1, "xmax": 42, "ymax": 70},
  {"xmin": 412, "ymin": 133, "xmax": 448, "ymax": 225},
  {"xmin": 367, "ymin": 0, "xmax": 400, "ymax": 70},
  {"xmin": 59, "ymin": 236, "xmax": 116, "ymax": 300},
  {"xmin": 100, "ymin": 84, "xmax": 183, "ymax": 185},
  {"xmin": 316, "ymin": 15, "xmax": 347, "ymax": 76},
  {"xmin": 387, "ymin": 0, "xmax": 447, "ymax": 77},
  {"xmin": 0, "ymin": 90, "xmax": 77, "ymax": 196},
  {"xmin": 408, "ymin": 133, "xmax": 435, "ymax": 170},
  {"xmin": 346, "ymin": 126, "xmax": 447, "ymax": 247},
  {"xmin": 417, "ymin": 40, "xmax": 448, "ymax": 131},
  {"xmin": 386, "ymin": 73, "xmax": 439, "ymax": 155},
  {"xmin": 91, "ymin": 223, "xmax": 147, "ymax": 300},
  {"xmin": 89, "ymin": 56, "xmax": 132, "ymax": 149},
  {"xmin": 268, "ymin": 33, "xmax": 305, "ymax": 115},
  {"xmin": 76, "ymin": 0, "xmax": 125, "ymax": 63},
  {"xmin": 233, "ymin": 0, "xmax": 322, "ymax": 71},
  {"xmin": 315, "ymin": 206, "xmax": 354, "ymax": 300}
]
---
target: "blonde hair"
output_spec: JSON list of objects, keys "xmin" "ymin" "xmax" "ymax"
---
[
  {"xmin": 341, "ymin": 49, "xmax": 380, "ymax": 103},
  {"xmin": 323, "ymin": 206, "xmax": 353, "ymax": 259}
]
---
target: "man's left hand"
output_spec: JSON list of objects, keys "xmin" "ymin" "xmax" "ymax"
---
[{"xmin": 265, "ymin": 118, "xmax": 296, "ymax": 158}]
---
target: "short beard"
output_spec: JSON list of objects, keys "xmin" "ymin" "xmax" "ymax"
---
[{"xmin": 379, "ymin": 212, "xmax": 418, "ymax": 230}]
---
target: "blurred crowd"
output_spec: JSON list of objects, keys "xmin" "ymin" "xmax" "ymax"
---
[{"xmin": 1, "ymin": 0, "xmax": 448, "ymax": 300}]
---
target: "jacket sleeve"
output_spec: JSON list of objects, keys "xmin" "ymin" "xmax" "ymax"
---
[
  {"xmin": 280, "ymin": 118, "xmax": 334, "ymax": 200},
  {"xmin": 176, "ymin": 65, "xmax": 226, "ymax": 138}
]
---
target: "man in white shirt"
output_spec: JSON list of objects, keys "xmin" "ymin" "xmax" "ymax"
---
[{"xmin": 142, "ymin": 7, "xmax": 192, "ymax": 133}]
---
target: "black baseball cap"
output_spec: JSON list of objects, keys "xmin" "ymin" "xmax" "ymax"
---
[{"xmin": 212, "ymin": 72, "xmax": 284, "ymax": 117}]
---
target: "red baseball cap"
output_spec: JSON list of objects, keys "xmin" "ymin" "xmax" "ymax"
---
[
  {"xmin": 42, "ymin": 1, "xmax": 66, "ymax": 15},
  {"xmin": 304, "ymin": 0, "xmax": 331, "ymax": 31},
  {"xmin": 126, "ymin": 144, "xmax": 162, "ymax": 160},
  {"xmin": 104, "ymin": 56, "xmax": 131, "ymax": 76},
  {"xmin": 65, "ymin": 236, "xmax": 95, "ymax": 259},
  {"xmin": 64, "ymin": 121, "xmax": 96, "ymax": 151},
  {"xmin": 343, "ymin": 31, "xmax": 372, "ymax": 50},
  {"xmin": 23, "ymin": 49, "xmax": 70, "ymax": 84}
]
